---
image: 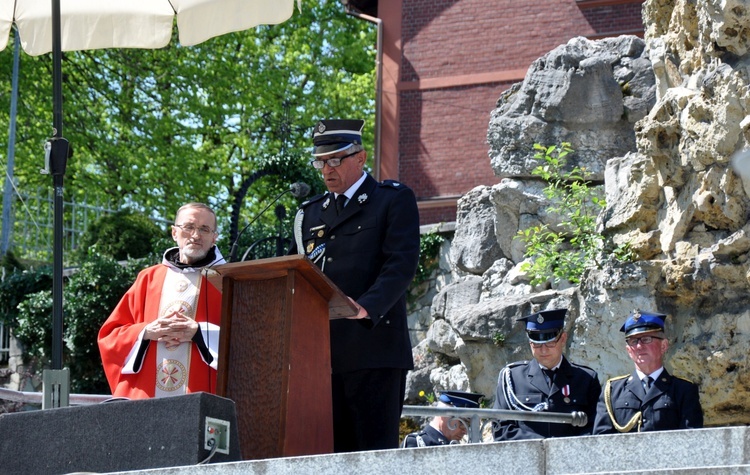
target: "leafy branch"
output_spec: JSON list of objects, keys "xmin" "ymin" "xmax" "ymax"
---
[{"xmin": 515, "ymin": 143, "xmax": 622, "ymax": 285}]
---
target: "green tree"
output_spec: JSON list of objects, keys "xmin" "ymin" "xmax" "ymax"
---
[
  {"xmin": 76, "ymin": 209, "xmax": 167, "ymax": 262},
  {"xmin": 0, "ymin": 0, "xmax": 376, "ymax": 264}
]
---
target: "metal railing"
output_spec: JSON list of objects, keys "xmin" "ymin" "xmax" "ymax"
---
[
  {"xmin": 0, "ymin": 387, "xmax": 111, "ymax": 406},
  {"xmin": 401, "ymin": 405, "xmax": 587, "ymax": 443},
  {"xmin": 0, "ymin": 389, "xmax": 587, "ymax": 441}
]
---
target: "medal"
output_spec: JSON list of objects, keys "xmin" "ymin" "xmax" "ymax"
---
[
  {"xmin": 306, "ymin": 242, "xmax": 315, "ymax": 254},
  {"xmin": 309, "ymin": 224, "xmax": 326, "ymax": 239},
  {"xmin": 562, "ymin": 384, "xmax": 571, "ymax": 404}
]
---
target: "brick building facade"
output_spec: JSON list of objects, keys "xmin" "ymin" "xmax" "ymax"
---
[{"xmin": 345, "ymin": 0, "xmax": 645, "ymax": 225}]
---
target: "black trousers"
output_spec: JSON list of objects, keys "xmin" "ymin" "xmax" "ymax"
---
[{"xmin": 331, "ymin": 367, "xmax": 408, "ymax": 452}]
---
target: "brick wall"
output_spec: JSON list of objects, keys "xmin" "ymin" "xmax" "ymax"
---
[
  {"xmin": 393, "ymin": 0, "xmax": 645, "ymax": 225},
  {"xmin": 580, "ymin": 2, "xmax": 645, "ymax": 36},
  {"xmin": 399, "ymin": 83, "xmax": 513, "ymax": 199}
]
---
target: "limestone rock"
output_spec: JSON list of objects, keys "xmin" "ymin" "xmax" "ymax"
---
[
  {"xmin": 408, "ymin": 1, "xmax": 750, "ymax": 427},
  {"xmin": 488, "ymin": 35, "xmax": 655, "ymax": 180}
]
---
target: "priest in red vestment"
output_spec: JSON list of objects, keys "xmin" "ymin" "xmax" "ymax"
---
[{"xmin": 98, "ymin": 203, "xmax": 225, "ymax": 399}]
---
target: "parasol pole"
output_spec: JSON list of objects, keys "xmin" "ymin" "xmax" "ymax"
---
[{"xmin": 43, "ymin": 0, "xmax": 70, "ymax": 408}]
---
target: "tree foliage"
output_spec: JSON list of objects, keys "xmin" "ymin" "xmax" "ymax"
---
[
  {"xmin": 75, "ymin": 209, "xmax": 167, "ymax": 262},
  {"xmin": 0, "ymin": 1, "xmax": 380, "ymax": 393},
  {"xmin": 0, "ymin": 0, "xmax": 376, "ymax": 264},
  {"xmin": 12, "ymin": 253, "xmax": 146, "ymax": 393}
]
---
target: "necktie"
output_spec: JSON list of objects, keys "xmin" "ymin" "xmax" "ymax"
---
[
  {"xmin": 543, "ymin": 368, "xmax": 556, "ymax": 388},
  {"xmin": 335, "ymin": 194, "xmax": 347, "ymax": 215},
  {"xmin": 643, "ymin": 376, "xmax": 653, "ymax": 391}
]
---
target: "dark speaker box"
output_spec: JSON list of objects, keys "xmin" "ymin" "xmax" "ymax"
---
[{"xmin": 0, "ymin": 392, "xmax": 241, "ymax": 475}]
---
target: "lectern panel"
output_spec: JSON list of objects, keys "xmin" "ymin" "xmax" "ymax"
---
[{"xmin": 225, "ymin": 276, "xmax": 288, "ymax": 459}]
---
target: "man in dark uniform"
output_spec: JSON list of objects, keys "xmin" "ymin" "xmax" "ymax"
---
[
  {"xmin": 289, "ymin": 119, "xmax": 420, "ymax": 452},
  {"xmin": 402, "ymin": 390, "xmax": 484, "ymax": 448},
  {"xmin": 492, "ymin": 308, "xmax": 601, "ymax": 440},
  {"xmin": 593, "ymin": 310, "xmax": 703, "ymax": 433}
]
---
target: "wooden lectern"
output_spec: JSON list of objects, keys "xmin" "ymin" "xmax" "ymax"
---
[{"xmin": 212, "ymin": 255, "xmax": 356, "ymax": 460}]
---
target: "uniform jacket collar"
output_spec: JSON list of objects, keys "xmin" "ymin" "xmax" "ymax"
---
[
  {"xmin": 625, "ymin": 368, "xmax": 671, "ymax": 402},
  {"xmin": 321, "ymin": 173, "xmax": 377, "ymax": 227},
  {"xmin": 529, "ymin": 356, "xmax": 573, "ymax": 395}
]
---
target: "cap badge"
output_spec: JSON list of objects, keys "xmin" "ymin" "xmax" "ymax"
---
[
  {"xmin": 317, "ymin": 123, "xmax": 326, "ymax": 133},
  {"xmin": 537, "ymin": 315, "xmax": 545, "ymax": 324},
  {"xmin": 358, "ymin": 193, "xmax": 368, "ymax": 204},
  {"xmin": 633, "ymin": 310, "xmax": 642, "ymax": 321}
]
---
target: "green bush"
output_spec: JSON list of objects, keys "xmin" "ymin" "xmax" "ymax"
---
[
  {"xmin": 75, "ymin": 209, "xmax": 167, "ymax": 262},
  {"xmin": 13, "ymin": 253, "xmax": 147, "ymax": 394},
  {"xmin": 516, "ymin": 143, "xmax": 606, "ymax": 285},
  {"xmin": 415, "ymin": 232, "xmax": 445, "ymax": 285},
  {"xmin": 0, "ymin": 264, "xmax": 52, "ymax": 328}
]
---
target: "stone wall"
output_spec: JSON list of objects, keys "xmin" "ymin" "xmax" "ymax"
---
[{"xmin": 405, "ymin": 0, "xmax": 750, "ymax": 427}]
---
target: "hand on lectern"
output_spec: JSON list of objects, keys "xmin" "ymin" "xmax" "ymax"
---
[{"xmin": 346, "ymin": 297, "xmax": 369, "ymax": 320}]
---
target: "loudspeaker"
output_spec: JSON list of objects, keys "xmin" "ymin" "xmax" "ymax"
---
[{"xmin": 0, "ymin": 392, "xmax": 241, "ymax": 475}]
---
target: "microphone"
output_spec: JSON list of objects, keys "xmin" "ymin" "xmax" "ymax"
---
[
  {"xmin": 228, "ymin": 182, "xmax": 311, "ymax": 263},
  {"xmin": 290, "ymin": 182, "xmax": 311, "ymax": 199}
]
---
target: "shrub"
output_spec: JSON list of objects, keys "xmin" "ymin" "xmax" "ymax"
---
[
  {"xmin": 515, "ymin": 143, "xmax": 606, "ymax": 285},
  {"xmin": 75, "ymin": 209, "xmax": 167, "ymax": 262},
  {"xmin": 13, "ymin": 253, "xmax": 147, "ymax": 393}
]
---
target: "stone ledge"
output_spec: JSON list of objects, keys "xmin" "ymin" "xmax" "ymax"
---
[{"xmin": 109, "ymin": 426, "xmax": 749, "ymax": 475}]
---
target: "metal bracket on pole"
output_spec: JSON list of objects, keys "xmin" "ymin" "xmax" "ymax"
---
[{"xmin": 42, "ymin": 368, "xmax": 70, "ymax": 409}]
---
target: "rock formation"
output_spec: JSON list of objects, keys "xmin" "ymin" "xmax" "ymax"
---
[{"xmin": 406, "ymin": 0, "xmax": 750, "ymax": 427}]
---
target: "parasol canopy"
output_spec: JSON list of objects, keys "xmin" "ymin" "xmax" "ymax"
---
[{"xmin": 0, "ymin": 0, "xmax": 297, "ymax": 55}]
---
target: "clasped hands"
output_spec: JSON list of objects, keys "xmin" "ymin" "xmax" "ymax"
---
[{"xmin": 144, "ymin": 310, "xmax": 199, "ymax": 348}]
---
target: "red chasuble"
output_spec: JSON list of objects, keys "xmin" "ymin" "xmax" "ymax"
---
[{"xmin": 98, "ymin": 264, "xmax": 222, "ymax": 399}]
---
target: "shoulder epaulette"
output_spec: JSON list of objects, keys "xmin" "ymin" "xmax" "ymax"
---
[
  {"xmin": 379, "ymin": 180, "xmax": 405, "ymax": 189},
  {"xmin": 506, "ymin": 360, "xmax": 529, "ymax": 368},
  {"xmin": 299, "ymin": 193, "xmax": 326, "ymax": 209},
  {"xmin": 606, "ymin": 374, "xmax": 630, "ymax": 383},
  {"xmin": 672, "ymin": 374, "xmax": 696, "ymax": 384},
  {"xmin": 570, "ymin": 361, "xmax": 597, "ymax": 372}
]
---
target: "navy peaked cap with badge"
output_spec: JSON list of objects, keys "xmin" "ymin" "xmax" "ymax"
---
[
  {"xmin": 312, "ymin": 119, "xmax": 364, "ymax": 156},
  {"xmin": 620, "ymin": 310, "xmax": 666, "ymax": 337},
  {"xmin": 438, "ymin": 390, "xmax": 484, "ymax": 408},
  {"xmin": 518, "ymin": 308, "xmax": 567, "ymax": 343}
]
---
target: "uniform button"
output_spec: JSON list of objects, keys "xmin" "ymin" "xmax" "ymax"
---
[
  {"xmin": 331, "ymin": 235, "xmax": 336, "ymax": 239},
  {"xmin": 357, "ymin": 226, "xmax": 362, "ymax": 230},
  {"xmin": 327, "ymin": 257, "xmax": 333, "ymax": 262},
  {"xmin": 385, "ymin": 320, "xmax": 390, "ymax": 324}
]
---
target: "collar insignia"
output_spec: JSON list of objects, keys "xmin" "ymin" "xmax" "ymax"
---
[
  {"xmin": 323, "ymin": 197, "xmax": 331, "ymax": 209},
  {"xmin": 358, "ymin": 193, "xmax": 368, "ymax": 204}
]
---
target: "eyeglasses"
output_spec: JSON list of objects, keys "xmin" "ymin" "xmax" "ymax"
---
[
  {"xmin": 530, "ymin": 333, "xmax": 562, "ymax": 349},
  {"xmin": 310, "ymin": 150, "xmax": 360, "ymax": 169},
  {"xmin": 173, "ymin": 223, "xmax": 216, "ymax": 236},
  {"xmin": 626, "ymin": 336, "xmax": 663, "ymax": 347}
]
